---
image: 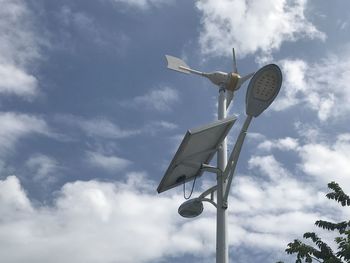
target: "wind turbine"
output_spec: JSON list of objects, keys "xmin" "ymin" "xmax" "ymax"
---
[{"xmin": 165, "ymin": 48, "xmax": 254, "ymax": 107}]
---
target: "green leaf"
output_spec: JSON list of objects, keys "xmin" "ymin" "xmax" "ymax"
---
[
  {"xmin": 277, "ymin": 182, "xmax": 350, "ymax": 263},
  {"xmin": 327, "ymin": 182, "xmax": 350, "ymax": 206}
]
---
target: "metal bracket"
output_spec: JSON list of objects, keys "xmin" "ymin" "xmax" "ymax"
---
[
  {"xmin": 199, "ymin": 185, "xmax": 217, "ymax": 199},
  {"xmin": 201, "ymin": 164, "xmax": 222, "ymax": 175},
  {"xmin": 198, "ymin": 185, "xmax": 218, "ymax": 209},
  {"xmin": 201, "ymin": 198, "xmax": 217, "ymax": 208}
]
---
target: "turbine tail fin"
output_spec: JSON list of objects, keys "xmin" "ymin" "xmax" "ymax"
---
[{"xmin": 165, "ymin": 55, "xmax": 190, "ymax": 74}]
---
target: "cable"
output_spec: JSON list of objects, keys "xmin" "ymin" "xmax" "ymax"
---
[{"xmin": 183, "ymin": 175, "xmax": 197, "ymax": 200}]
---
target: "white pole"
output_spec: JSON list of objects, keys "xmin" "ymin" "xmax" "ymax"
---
[{"xmin": 216, "ymin": 87, "xmax": 228, "ymax": 263}]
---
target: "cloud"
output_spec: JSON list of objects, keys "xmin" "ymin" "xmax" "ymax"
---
[
  {"xmin": 228, "ymin": 153, "xmax": 344, "ymax": 254},
  {"xmin": 25, "ymin": 154, "xmax": 61, "ymax": 184},
  {"xmin": 298, "ymin": 133, "xmax": 350, "ymax": 189},
  {"xmin": 57, "ymin": 6, "xmax": 130, "ymax": 54},
  {"xmin": 60, "ymin": 6, "xmax": 94, "ymax": 28},
  {"xmin": 248, "ymin": 154, "xmax": 289, "ymax": 181},
  {"xmin": 56, "ymin": 114, "xmax": 178, "ymax": 140},
  {"xmin": 56, "ymin": 115, "xmax": 141, "ymax": 139},
  {"xmin": 143, "ymin": 120, "xmax": 178, "ymax": 135},
  {"xmin": 0, "ymin": 160, "xmax": 347, "ymax": 263},
  {"xmin": 257, "ymin": 137, "xmax": 299, "ymax": 152},
  {"xmin": 99, "ymin": 0, "xmax": 170, "ymax": 9},
  {"xmin": 0, "ymin": 173, "xmax": 211, "ymax": 263},
  {"xmin": 0, "ymin": 112, "xmax": 50, "ymax": 157},
  {"xmin": 0, "ymin": 0, "xmax": 44, "ymax": 98},
  {"xmin": 0, "ymin": 64, "xmax": 38, "ymax": 97},
  {"xmin": 253, "ymin": 130, "xmax": 350, "ymax": 192},
  {"xmin": 274, "ymin": 51, "xmax": 350, "ymax": 121},
  {"xmin": 234, "ymin": 129, "xmax": 350, "ymax": 254},
  {"xmin": 121, "ymin": 86, "xmax": 179, "ymax": 112},
  {"xmin": 195, "ymin": 0, "xmax": 325, "ymax": 58},
  {"xmin": 0, "ymin": 176, "xmax": 33, "ymax": 218},
  {"xmin": 337, "ymin": 19, "xmax": 349, "ymax": 31},
  {"xmin": 78, "ymin": 118, "xmax": 140, "ymax": 139},
  {"xmin": 86, "ymin": 151, "xmax": 132, "ymax": 172},
  {"xmin": 273, "ymin": 59, "xmax": 308, "ymax": 109}
]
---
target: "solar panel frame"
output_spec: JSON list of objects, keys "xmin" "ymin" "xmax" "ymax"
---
[{"xmin": 157, "ymin": 116, "xmax": 237, "ymax": 193}]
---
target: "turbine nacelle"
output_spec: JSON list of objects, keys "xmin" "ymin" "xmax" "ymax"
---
[
  {"xmin": 203, "ymin": 72, "xmax": 242, "ymax": 91},
  {"xmin": 227, "ymin": 72, "xmax": 241, "ymax": 91}
]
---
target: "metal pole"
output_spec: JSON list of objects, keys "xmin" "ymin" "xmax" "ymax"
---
[
  {"xmin": 223, "ymin": 115, "xmax": 252, "ymax": 202},
  {"xmin": 216, "ymin": 87, "xmax": 228, "ymax": 263}
]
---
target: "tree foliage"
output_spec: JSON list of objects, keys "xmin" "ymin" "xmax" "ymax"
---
[{"xmin": 279, "ymin": 182, "xmax": 350, "ymax": 263}]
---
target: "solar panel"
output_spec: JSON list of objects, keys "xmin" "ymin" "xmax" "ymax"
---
[{"xmin": 157, "ymin": 116, "xmax": 237, "ymax": 193}]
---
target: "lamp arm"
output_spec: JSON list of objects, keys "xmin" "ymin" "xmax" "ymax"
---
[
  {"xmin": 199, "ymin": 185, "xmax": 217, "ymax": 199},
  {"xmin": 201, "ymin": 198, "xmax": 217, "ymax": 208},
  {"xmin": 223, "ymin": 115, "xmax": 253, "ymax": 202},
  {"xmin": 196, "ymin": 185, "xmax": 218, "ymax": 208}
]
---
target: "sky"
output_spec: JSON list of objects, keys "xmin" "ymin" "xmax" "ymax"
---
[{"xmin": 0, "ymin": 0, "xmax": 350, "ymax": 262}]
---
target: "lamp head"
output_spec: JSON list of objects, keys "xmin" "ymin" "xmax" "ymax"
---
[
  {"xmin": 178, "ymin": 198, "xmax": 203, "ymax": 218},
  {"xmin": 246, "ymin": 64, "xmax": 282, "ymax": 117}
]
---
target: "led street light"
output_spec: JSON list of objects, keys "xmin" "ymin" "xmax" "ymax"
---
[{"xmin": 246, "ymin": 64, "xmax": 282, "ymax": 117}]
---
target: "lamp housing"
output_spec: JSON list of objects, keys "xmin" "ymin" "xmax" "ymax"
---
[
  {"xmin": 246, "ymin": 64, "xmax": 282, "ymax": 117},
  {"xmin": 178, "ymin": 198, "xmax": 204, "ymax": 218}
]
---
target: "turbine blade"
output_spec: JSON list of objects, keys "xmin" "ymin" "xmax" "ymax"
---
[
  {"xmin": 226, "ymin": 90, "xmax": 234, "ymax": 109},
  {"xmin": 232, "ymin": 48, "xmax": 238, "ymax": 73},
  {"xmin": 237, "ymin": 72, "xmax": 255, "ymax": 87},
  {"xmin": 165, "ymin": 55, "xmax": 190, "ymax": 74}
]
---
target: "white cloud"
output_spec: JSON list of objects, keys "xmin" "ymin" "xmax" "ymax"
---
[
  {"xmin": 248, "ymin": 154, "xmax": 289, "ymax": 181},
  {"xmin": 0, "ymin": 176, "xmax": 33, "ymax": 217},
  {"xmin": 228, "ymin": 153, "xmax": 344, "ymax": 253},
  {"xmin": 121, "ymin": 86, "xmax": 179, "ymax": 112},
  {"xmin": 143, "ymin": 120, "xmax": 178, "ymax": 135},
  {"xmin": 0, "ymin": 64, "xmax": 38, "ymax": 97},
  {"xmin": 56, "ymin": 115, "xmax": 177, "ymax": 139},
  {"xmin": 0, "ymin": 173, "xmax": 215, "ymax": 263},
  {"xmin": 86, "ymin": 151, "xmax": 132, "ymax": 172},
  {"xmin": 80, "ymin": 118, "xmax": 140, "ymax": 138},
  {"xmin": 0, "ymin": 0, "xmax": 44, "ymax": 98},
  {"xmin": 60, "ymin": 6, "xmax": 93, "ymax": 28},
  {"xmin": 247, "ymin": 132, "xmax": 266, "ymax": 141},
  {"xmin": 298, "ymin": 133, "xmax": 350, "ymax": 189},
  {"xmin": 56, "ymin": 115, "xmax": 141, "ymax": 139},
  {"xmin": 273, "ymin": 59, "xmax": 308, "ymax": 109},
  {"xmin": 100, "ymin": 0, "xmax": 170, "ymax": 9},
  {"xmin": 275, "ymin": 51, "xmax": 350, "ymax": 120},
  {"xmin": 337, "ymin": 19, "xmax": 349, "ymax": 31},
  {"xmin": 252, "ymin": 131, "xmax": 350, "ymax": 192},
  {"xmin": 257, "ymin": 137, "xmax": 299, "ymax": 151},
  {"xmin": 0, "ymin": 162, "xmax": 347, "ymax": 263},
  {"xmin": 25, "ymin": 154, "xmax": 60, "ymax": 184},
  {"xmin": 196, "ymin": 0, "xmax": 325, "ymax": 58},
  {"xmin": 294, "ymin": 122, "xmax": 325, "ymax": 143},
  {"xmin": 58, "ymin": 6, "xmax": 130, "ymax": 54},
  {"xmin": 0, "ymin": 112, "xmax": 50, "ymax": 156}
]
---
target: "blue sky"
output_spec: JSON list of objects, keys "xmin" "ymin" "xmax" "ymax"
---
[{"xmin": 1, "ymin": 0, "xmax": 350, "ymax": 262}]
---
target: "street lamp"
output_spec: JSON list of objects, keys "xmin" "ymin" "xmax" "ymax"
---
[
  {"xmin": 246, "ymin": 64, "xmax": 282, "ymax": 117},
  {"xmin": 158, "ymin": 53, "xmax": 282, "ymax": 263},
  {"xmin": 178, "ymin": 198, "xmax": 204, "ymax": 218},
  {"xmin": 222, "ymin": 64, "xmax": 283, "ymax": 204}
]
